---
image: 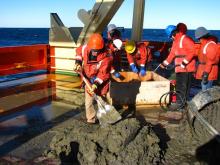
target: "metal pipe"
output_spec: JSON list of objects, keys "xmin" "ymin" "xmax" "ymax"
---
[
  {"xmin": 153, "ymin": 64, "xmax": 161, "ymax": 73},
  {"xmin": 131, "ymin": 0, "xmax": 145, "ymax": 41}
]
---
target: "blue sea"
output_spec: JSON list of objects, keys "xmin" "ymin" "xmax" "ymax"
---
[{"xmin": 0, "ymin": 28, "xmax": 220, "ymax": 47}]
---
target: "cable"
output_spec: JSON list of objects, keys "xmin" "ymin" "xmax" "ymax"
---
[{"xmin": 159, "ymin": 90, "xmax": 186, "ymax": 111}]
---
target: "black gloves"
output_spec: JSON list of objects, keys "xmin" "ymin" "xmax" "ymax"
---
[{"xmin": 202, "ymin": 72, "xmax": 209, "ymax": 85}]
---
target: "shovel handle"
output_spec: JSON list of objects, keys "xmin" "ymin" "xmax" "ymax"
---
[
  {"xmin": 82, "ymin": 76, "xmax": 93, "ymax": 91},
  {"xmin": 78, "ymin": 72, "xmax": 102, "ymax": 100},
  {"xmin": 78, "ymin": 71, "xmax": 93, "ymax": 91}
]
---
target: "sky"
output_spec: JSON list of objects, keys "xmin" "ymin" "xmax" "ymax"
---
[{"xmin": 0, "ymin": 0, "xmax": 220, "ymax": 30}]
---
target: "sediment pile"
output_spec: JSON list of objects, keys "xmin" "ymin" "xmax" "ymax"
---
[
  {"xmin": 44, "ymin": 99, "xmax": 220, "ymax": 164},
  {"xmin": 45, "ymin": 118, "xmax": 162, "ymax": 165}
]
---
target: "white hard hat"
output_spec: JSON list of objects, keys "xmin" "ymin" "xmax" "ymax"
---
[
  {"xmin": 113, "ymin": 39, "xmax": 123, "ymax": 50},
  {"xmin": 107, "ymin": 24, "xmax": 117, "ymax": 32}
]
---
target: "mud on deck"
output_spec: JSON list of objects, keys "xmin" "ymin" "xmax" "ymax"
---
[{"xmin": 0, "ymin": 74, "xmax": 219, "ymax": 164}]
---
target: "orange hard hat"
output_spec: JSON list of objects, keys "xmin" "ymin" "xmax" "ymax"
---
[{"xmin": 87, "ymin": 33, "xmax": 104, "ymax": 50}]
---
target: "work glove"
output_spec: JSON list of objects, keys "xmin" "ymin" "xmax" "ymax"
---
[
  {"xmin": 202, "ymin": 72, "xmax": 209, "ymax": 85},
  {"xmin": 139, "ymin": 66, "xmax": 146, "ymax": 76},
  {"xmin": 130, "ymin": 64, "xmax": 138, "ymax": 73},
  {"xmin": 87, "ymin": 83, "xmax": 98, "ymax": 95},
  {"xmin": 113, "ymin": 71, "xmax": 121, "ymax": 78},
  {"xmin": 73, "ymin": 61, "xmax": 82, "ymax": 72}
]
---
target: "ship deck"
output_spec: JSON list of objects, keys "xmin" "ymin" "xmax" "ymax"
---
[{"xmin": 0, "ymin": 73, "xmax": 184, "ymax": 160}]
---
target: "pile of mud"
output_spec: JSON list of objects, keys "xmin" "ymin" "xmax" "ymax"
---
[
  {"xmin": 1, "ymin": 87, "xmax": 219, "ymax": 164},
  {"xmin": 45, "ymin": 118, "xmax": 162, "ymax": 165}
]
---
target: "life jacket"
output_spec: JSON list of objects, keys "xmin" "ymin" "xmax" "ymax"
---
[
  {"xmin": 164, "ymin": 33, "xmax": 196, "ymax": 73},
  {"xmin": 195, "ymin": 40, "xmax": 219, "ymax": 80},
  {"xmin": 75, "ymin": 45, "xmax": 113, "ymax": 95}
]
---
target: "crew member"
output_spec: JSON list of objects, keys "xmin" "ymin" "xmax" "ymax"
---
[
  {"xmin": 194, "ymin": 27, "xmax": 219, "ymax": 90},
  {"xmin": 161, "ymin": 23, "xmax": 196, "ymax": 111},
  {"xmin": 125, "ymin": 40, "xmax": 151, "ymax": 76},
  {"xmin": 74, "ymin": 33, "xmax": 113, "ymax": 124},
  {"xmin": 106, "ymin": 24, "xmax": 123, "ymax": 78}
]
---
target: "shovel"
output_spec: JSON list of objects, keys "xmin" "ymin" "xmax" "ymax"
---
[{"xmin": 80, "ymin": 72, "xmax": 122, "ymax": 126}]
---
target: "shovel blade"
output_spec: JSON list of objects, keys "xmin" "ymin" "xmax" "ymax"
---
[{"xmin": 97, "ymin": 103, "xmax": 122, "ymax": 126}]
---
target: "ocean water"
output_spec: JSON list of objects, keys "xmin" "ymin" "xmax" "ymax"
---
[
  {"xmin": 0, "ymin": 28, "xmax": 220, "ymax": 47},
  {"xmin": 0, "ymin": 28, "xmax": 49, "ymax": 47}
]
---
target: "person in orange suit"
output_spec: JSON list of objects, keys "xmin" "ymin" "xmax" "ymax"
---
[
  {"xmin": 74, "ymin": 33, "xmax": 113, "ymax": 124},
  {"xmin": 125, "ymin": 40, "xmax": 151, "ymax": 77},
  {"xmin": 194, "ymin": 27, "xmax": 219, "ymax": 91},
  {"xmin": 161, "ymin": 23, "xmax": 196, "ymax": 111}
]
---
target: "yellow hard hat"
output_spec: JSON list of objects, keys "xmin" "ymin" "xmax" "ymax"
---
[{"xmin": 125, "ymin": 40, "xmax": 136, "ymax": 54}]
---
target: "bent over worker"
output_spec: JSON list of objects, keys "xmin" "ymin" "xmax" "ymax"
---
[
  {"xmin": 125, "ymin": 40, "xmax": 151, "ymax": 76},
  {"xmin": 194, "ymin": 27, "xmax": 219, "ymax": 91},
  {"xmin": 161, "ymin": 24, "xmax": 196, "ymax": 111},
  {"xmin": 74, "ymin": 33, "xmax": 113, "ymax": 124}
]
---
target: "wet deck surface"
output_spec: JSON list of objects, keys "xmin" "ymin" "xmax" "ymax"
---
[
  {"xmin": 0, "ymin": 74, "xmax": 83, "ymax": 160},
  {"xmin": 0, "ymin": 73, "xmax": 185, "ymax": 163}
]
